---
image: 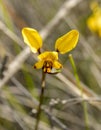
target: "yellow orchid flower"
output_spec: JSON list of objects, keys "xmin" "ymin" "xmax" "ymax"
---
[{"xmin": 22, "ymin": 27, "xmax": 79, "ymax": 73}]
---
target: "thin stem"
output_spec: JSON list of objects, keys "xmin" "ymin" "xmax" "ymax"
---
[
  {"xmin": 68, "ymin": 54, "xmax": 80, "ymax": 89},
  {"xmin": 34, "ymin": 71, "xmax": 46, "ymax": 130},
  {"xmin": 69, "ymin": 54, "xmax": 90, "ymax": 130}
]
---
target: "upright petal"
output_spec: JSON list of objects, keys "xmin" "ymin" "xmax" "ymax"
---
[
  {"xmin": 38, "ymin": 51, "xmax": 58, "ymax": 60},
  {"xmin": 22, "ymin": 28, "xmax": 42, "ymax": 53},
  {"xmin": 55, "ymin": 30, "xmax": 79, "ymax": 54}
]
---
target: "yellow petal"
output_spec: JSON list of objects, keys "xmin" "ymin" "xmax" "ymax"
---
[
  {"xmin": 90, "ymin": 1, "xmax": 99, "ymax": 11},
  {"xmin": 34, "ymin": 61, "xmax": 44, "ymax": 69},
  {"xmin": 53, "ymin": 61, "xmax": 62, "ymax": 69},
  {"xmin": 55, "ymin": 30, "xmax": 79, "ymax": 54},
  {"xmin": 22, "ymin": 28, "xmax": 42, "ymax": 53},
  {"xmin": 38, "ymin": 51, "xmax": 58, "ymax": 60},
  {"xmin": 87, "ymin": 16, "xmax": 97, "ymax": 32}
]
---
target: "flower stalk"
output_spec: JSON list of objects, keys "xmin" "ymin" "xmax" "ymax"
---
[{"xmin": 34, "ymin": 71, "xmax": 46, "ymax": 130}]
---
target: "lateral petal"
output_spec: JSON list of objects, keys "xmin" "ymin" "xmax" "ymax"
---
[
  {"xmin": 55, "ymin": 30, "xmax": 79, "ymax": 54},
  {"xmin": 34, "ymin": 61, "xmax": 44, "ymax": 69},
  {"xmin": 53, "ymin": 61, "xmax": 62, "ymax": 69},
  {"xmin": 22, "ymin": 28, "xmax": 42, "ymax": 53}
]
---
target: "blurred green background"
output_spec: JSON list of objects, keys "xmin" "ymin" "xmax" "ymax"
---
[{"xmin": 0, "ymin": 0, "xmax": 101, "ymax": 130}]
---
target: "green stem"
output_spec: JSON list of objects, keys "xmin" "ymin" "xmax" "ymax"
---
[
  {"xmin": 69, "ymin": 54, "xmax": 90, "ymax": 130},
  {"xmin": 69, "ymin": 54, "xmax": 80, "ymax": 88},
  {"xmin": 34, "ymin": 71, "xmax": 46, "ymax": 130}
]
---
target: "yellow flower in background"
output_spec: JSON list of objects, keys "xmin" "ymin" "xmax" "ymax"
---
[
  {"xmin": 87, "ymin": 1, "xmax": 101, "ymax": 37},
  {"xmin": 22, "ymin": 27, "xmax": 79, "ymax": 73}
]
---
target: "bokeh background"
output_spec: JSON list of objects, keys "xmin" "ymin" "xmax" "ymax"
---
[{"xmin": 0, "ymin": 0, "xmax": 101, "ymax": 130}]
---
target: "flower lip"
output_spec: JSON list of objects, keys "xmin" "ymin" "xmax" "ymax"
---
[{"xmin": 42, "ymin": 60, "xmax": 53, "ymax": 73}]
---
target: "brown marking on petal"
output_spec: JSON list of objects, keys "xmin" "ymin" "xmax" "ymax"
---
[
  {"xmin": 34, "ymin": 65, "xmax": 36, "ymax": 69},
  {"xmin": 56, "ymin": 49, "xmax": 60, "ymax": 53},
  {"xmin": 38, "ymin": 48, "xmax": 41, "ymax": 54}
]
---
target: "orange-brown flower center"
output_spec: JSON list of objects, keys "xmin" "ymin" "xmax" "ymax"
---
[{"xmin": 42, "ymin": 60, "xmax": 53, "ymax": 73}]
